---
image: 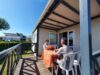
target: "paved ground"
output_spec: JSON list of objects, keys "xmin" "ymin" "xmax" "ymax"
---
[{"xmin": 20, "ymin": 57, "xmax": 52, "ymax": 75}]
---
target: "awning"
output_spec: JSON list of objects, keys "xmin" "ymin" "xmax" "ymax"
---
[{"xmin": 33, "ymin": 0, "xmax": 100, "ymax": 31}]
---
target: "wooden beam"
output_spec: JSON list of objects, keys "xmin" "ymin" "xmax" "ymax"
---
[
  {"xmin": 41, "ymin": 25, "xmax": 60, "ymax": 30},
  {"xmin": 44, "ymin": 22, "xmax": 65, "ymax": 28},
  {"xmin": 38, "ymin": 0, "xmax": 62, "ymax": 30},
  {"xmin": 59, "ymin": 22, "xmax": 79, "ymax": 30},
  {"xmin": 47, "ymin": 18, "xmax": 69, "ymax": 26},
  {"xmin": 44, "ymin": 18, "xmax": 69, "ymax": 26},
  {"xmin": 96, "ymin": 0, "xmax": 100, "ymax": 6},
  {"xmin": 61, "ymin": 0, "xmax": 79, "ymax": 15},
  {"xmin": 37, "ymin": 28, "xmax": 39, "ymax": 61},
  {"xmin": 52, "ymin": 11, "xmax": 77, "ymax": 23},
  {"xmin": 40, "ymin": 27, "xmax": 58, "ymax": 31},
  {"xmin": 43, "ymin": 24, "xmax": 61, "ymax": 28},
  {"xmin": 59, "ymin": 15, "xmax": 100, "ymax": 30},
  {"xmin": 92, "ymin": 15, "xmax": 100, "ymax": 20}
]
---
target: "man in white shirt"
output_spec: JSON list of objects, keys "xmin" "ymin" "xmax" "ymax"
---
[
  {"xmin": 55, "ymin": 37, "xmax": 73, "ymax": 75},
  {"xmin": 56, "ymin": 37, "xmax": 70, "ymax": 56}
]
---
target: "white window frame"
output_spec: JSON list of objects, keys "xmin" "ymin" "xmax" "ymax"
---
[{"xmin": 49, "ymin": 32, "xmax": 57, "ymax": 45}]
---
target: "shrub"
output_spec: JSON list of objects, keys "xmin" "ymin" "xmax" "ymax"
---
[{"xmin": 0, "ymin": 42, "xmax": 19, "ymax": 52}]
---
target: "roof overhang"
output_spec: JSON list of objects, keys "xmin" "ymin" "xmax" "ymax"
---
[
  {"xmin": 32, "ymin": 0, "xmax": 55, "ymax": 33},
  {"xmin": 33, "ymin": 0, "xmax": 100, "ymax": 32}
]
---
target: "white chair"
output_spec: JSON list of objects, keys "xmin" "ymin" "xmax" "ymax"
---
[
  {"xmin": 73, "ymin": 51, "xmax": 81, "ymax": 75},
  {"xmin": 57, "ymin": 52, "xmax": 75, "ymax": 75}
]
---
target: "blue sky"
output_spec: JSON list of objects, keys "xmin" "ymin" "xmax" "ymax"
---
[{"xmin": 0, "ymin": 0, "xmax": 48, "ymax": 36}]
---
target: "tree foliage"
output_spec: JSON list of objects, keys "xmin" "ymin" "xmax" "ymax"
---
[{"xmin": 0, "ymin": 18, "xmax": 10, "ymax": 30}]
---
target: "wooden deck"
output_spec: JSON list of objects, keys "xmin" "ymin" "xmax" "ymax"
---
[
  {"xmin": 14, "ymin": 52, "xmax": 82, "ymax": 75},
  {"xmin": 16, "ymin": 57, "xmax": 52, "ymax": 75}
]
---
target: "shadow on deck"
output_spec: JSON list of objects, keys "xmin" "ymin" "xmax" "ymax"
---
[
  {"xmin": 18, "ymin": 57, "xmax": 52, "ymax": 75},
  {"xmin": 20, "ymin": 58, "xmax": 39, "ymax": 75}
]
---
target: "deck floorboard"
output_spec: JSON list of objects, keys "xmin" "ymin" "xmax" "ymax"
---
[{"xmin": 19, "ymin": 57, "xmax": 52, "ymax": 75}]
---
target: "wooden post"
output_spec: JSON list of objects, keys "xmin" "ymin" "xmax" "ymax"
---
[{"xmin": 36, "ymin": 27, "xmax": 39, "ymax": 61}]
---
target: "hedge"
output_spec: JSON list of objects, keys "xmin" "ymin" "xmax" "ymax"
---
[
  {"xmin": 0, "ymin": 41, "xmax": 31, "ymax": 52},
  {"xmin": 0, "ymin": 42, "xmax": 18, "ymax": 52}
]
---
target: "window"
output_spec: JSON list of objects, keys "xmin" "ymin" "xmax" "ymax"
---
[
  {"xmin": 49, "ymin": 33, "xmax": 57, "ymax": 45},
  {"xmin": 68, "ymin": 31, "xmax": 74, "ymax": 46}
]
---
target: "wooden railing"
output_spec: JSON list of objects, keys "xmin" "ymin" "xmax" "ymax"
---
[
  {"xmin": 0, "ymin": 43, "xmax": 31, "ymax": 75},
  {"xmin": 93, "ymin": 50, "xmax": 100, "ymax": 74}
]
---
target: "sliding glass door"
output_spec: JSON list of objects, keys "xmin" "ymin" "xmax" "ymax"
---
[
  {"xmin": 68, "ymin": 31, "xmax": 74, "ymax": 47},
  {"xmin": 59, "ymin": 32, "xmax": 67, "ymax": 47}
]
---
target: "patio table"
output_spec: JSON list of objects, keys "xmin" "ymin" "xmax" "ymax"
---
[{"xmin": 42, "ymin": 50, "xmax": 58, "ymax": 68}]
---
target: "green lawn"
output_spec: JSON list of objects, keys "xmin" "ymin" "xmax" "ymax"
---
[
  {"xmin": 22, "ymin": 50, "xmax": 33, "ymax": 58},
  {"xmin": 0, "ymin": 62, "xmax": 2, "ymax": 69},
  {"xmin": 22, "ymin": 53, "xmax": 33, "ymax": 58},
  {"xmin": 0, "ymin": 59, "xmax": 8, "ymax": 75}
]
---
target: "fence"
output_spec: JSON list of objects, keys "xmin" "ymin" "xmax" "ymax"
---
[
  {"xmin": 93, "ymin": 50, "xmax": 100, "ymax": 74},
  {"xmin": 0, "ymin": 43, "xmax": 31, "ymax": 75}
]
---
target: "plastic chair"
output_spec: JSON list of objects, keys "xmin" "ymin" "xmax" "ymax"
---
[
  {"xmin": 57, "ymin": 52, "xmax": 75, "ymax": 75},
  {"xmin": 73, "ymin": 51, "xmax": 81, "ymax": 75}
]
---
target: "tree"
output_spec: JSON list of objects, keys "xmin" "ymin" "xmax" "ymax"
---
[{"xmin": 0, "ymin": 18, "xmax": 10, "ymax": 30}]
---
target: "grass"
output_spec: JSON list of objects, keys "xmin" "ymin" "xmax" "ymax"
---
[
  {"xmin": 0, "ymin": 58, "xmax": 5, "ymax": 69},
  {"xmin": 22, "ymin": 53, "xmax": 33, "ymax": 58},
  {"xmin": 0, "ymin": 59, "xmax": 8, "ymax": 75},
  {"xmin": 22, "ymin": 50, "xmax": 34, "ymax": 58},
  {"xmin": 0, "ymin": 61, "xmax": 3, "ymax": 69}
]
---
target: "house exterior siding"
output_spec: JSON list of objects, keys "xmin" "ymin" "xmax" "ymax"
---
[
  {"xmin": 92, "ymin": 18, "xmax": 100, "ymax": 52},
  {"xmin": 37, "ymin": 18, "xmax": 100, "ymax": 55},
  {"xmin": 58, "ymin": 24, "xmax": 80, "ymax": 51},
  {"xmin": 38, "ymin": 28, "xmax": 57, "ymax": 55}
]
